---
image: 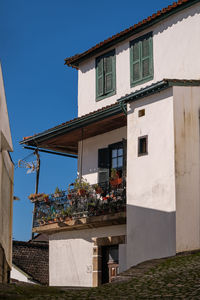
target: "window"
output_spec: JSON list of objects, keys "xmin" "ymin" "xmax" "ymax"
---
[
  {"xmin": 96, "ymin": 50, "xmax": 116, "ymax": 101},
  {"xmin": 130, "ymin": 32, "xmax": 153, "ymax": 87},
  {"xmin": 138, "ymin": 109, "xmax": 145, "ymax": 117},
  {"xmin": 98, "ymin": 140, "xmax": 127, "ymax": 184},
  {"xmin": 138, "ymin": 136, "xmax": 148, "ymax": 156}
]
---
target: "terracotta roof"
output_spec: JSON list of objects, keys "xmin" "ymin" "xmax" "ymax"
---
[
  {"xmin": 20, "ymin": 78, "xmax": 200, "ymax": 148},
  {"xmin": 20, "ymin": 102, "xmax": 121, "ymax": 145},
  {"xmin": 12, "ymin": 241, "xmax": 49, "ymax": 285},
  {"xmin": 65, "ymin": 0, "xmax": 198, "ymax": 68}
]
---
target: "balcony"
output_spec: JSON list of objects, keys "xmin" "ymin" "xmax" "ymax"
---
[{"xmin": 30, "ymin": 181, "xmax": 126, "ymax": 233}]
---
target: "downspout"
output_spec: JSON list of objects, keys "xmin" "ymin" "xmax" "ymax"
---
[{"xmin": 119, "ymin": 101, "xmax": 127, "ymax": 116}]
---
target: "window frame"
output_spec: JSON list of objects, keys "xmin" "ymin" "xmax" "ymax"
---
[
  {"xmin": 138, "ymin": 135, "xmax": 148, "ymax": 157},
  {"xmin": 130, "ymin": 32, "xmax": 153, "ymax": 87},
  {"xmin": 96, "ymin": 49, "xmax": 116, "ymax": 101}
]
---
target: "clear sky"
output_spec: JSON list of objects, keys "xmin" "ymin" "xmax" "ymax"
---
[{"xmin": 1, "ymin": 0, "xmax": 173, "ymax": 241}]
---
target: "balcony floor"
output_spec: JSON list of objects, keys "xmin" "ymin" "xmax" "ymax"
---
[{"xmin": 32, "ymin": 211, "xmax": 126, "ymax": 233}]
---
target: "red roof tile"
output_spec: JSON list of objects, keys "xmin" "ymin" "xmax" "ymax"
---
[{"xmin": 65, "ymin": 0, "xmax": 197, "ymax": 68}]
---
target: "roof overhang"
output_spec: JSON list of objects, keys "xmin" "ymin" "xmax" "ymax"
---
[
  {"xmin": 20, "ymin": 103, "xmax": 127, "ymax": 155},
  {"xmin": 20, "ymin": 78, "xmax": 200, "ymax": 157},
  {"xmin": 65, "ymin": 0, "xmax": 199, "ymax": 69},
  {"xmin": 118, "ymin": 79, "xmax": 200, "ymax": 104}
]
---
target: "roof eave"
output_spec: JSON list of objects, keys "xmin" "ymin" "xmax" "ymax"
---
[
  {"xmin": 19, "ymin": 103, "xmax": 124, "ymax": 146},
  {"xmin": 65, "ymin": 0, "xmax": 200, "ymax": 69}
]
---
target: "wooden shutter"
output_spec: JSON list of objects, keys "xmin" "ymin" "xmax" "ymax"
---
[
  {"xmin": 98, "ymin": 148, "xmax": 110, "ymax": 184},
  {"xmin": 104, "ymin": 55, "xmax": 113, "ymax": 94},
  {"xmin": 130, "ymin": 32, "xmax": 153, "ymax": 86},
  {"xmin": 131, "ymin": 42, "xmax": 141, "ymax": 82},
  {"xmin": 141, "ymin": 37, "xmax": 151, "ymax": 78},
  {"xmin": 122, "ymin": 139, "xmax": 127, "ymax": 180},
  {"xmin": 96, "ymin": 58, "xmax": 104, "ymax": 97}
]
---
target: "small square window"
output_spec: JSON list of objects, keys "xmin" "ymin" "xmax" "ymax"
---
[
  {"xmin": 138, "ymin": 136, "xmax": 148, "ymax": 156},
  {"xmin": 138, "ymin": 109, "xmax": 145, "ymax": 117}
]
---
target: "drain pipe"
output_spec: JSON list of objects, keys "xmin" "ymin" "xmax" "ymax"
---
[{"xmin": 119, "ymin": 101, "xmax": 127, "ymax": 116}]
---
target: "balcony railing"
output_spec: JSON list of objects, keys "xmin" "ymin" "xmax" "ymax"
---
[{"xmin": 31, "ymin": 181, "xmax": 126, "ymax": 228}]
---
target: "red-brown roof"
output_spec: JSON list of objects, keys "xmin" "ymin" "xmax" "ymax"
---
[
  {"xmin": 21, "ymin": 102, "xmax": 121, "ymax": 144},
  {"xmin": 65, "ymin": 0, "xmax": 198, "ymax": 68}
]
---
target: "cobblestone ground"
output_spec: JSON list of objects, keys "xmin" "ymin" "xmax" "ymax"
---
[{"xmin": 1, "ymin": 250, "xmax": 200, "ymax": 299}]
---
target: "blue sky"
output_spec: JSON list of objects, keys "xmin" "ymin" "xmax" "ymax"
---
[{"xmin": 1, "ymin": 0, "xmax": 173, "ymax": 241}]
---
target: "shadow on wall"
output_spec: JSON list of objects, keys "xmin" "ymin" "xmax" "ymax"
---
[{"xmin": 126, "ymin": 204, "xmax": 176, "ymax": 268}]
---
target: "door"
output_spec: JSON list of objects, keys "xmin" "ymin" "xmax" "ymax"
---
[{"xmin": 101, "ymin": 245, "xmax": 119, "ymax": 284}]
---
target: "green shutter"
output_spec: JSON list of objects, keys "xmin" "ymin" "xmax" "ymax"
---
[
  {"xmin": 104, "ymin": 55, "xmax": 113, "ymax": 94},
  {"xmin": 98, "ymin": 148, "xmax": 110, "ymax": 184},
  {"xmin": 96, "ymin": 50, "xmax": 116, "ymax": 100},
  {"xmin": 141, "ymin": 37, "xmax": 151, "ymax": 78},
  {"xmin": 96, "ymin": 57, "xmax": 104, "ymax": 97},
  {"xmin": 122, "ymin": 139, "xmax": 127, "ymax": 180},
  {"xmin": 130, "ymin": 32, "xmax": 153, "ymax": 87},
  {"xmin": 131, "ymin": 42, "xmax": 141, "ymax": 82}
]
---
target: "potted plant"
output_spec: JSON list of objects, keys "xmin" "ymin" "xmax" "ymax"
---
[
  {"xmin": 54, "ymin": 187, "xmax": 63, "ymax": 198},
  {"xmin": 110, "ymin": 168, "xmax": 122, "ymax": 186},
  {"xmin": 64, "ymin": 207, "xmax": 73, "ymax": 220},
  {"xmin": 94, "ymin": 184, "xmax": 103, "ymax": 194},
  {"xmin": 43, "ymin": 194, "xmax": 49, "ymax": 203},
  {"xmin": 28, "ymin": 193, "xmax": 44, "ymax": 203},
  {"xmin": 74, "ymin": 177, "xmax": 90, "ymax": 197}
]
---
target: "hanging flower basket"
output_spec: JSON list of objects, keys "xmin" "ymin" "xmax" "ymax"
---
[{"xmin": 28, "ymin": 193, "xmax": 44, "ymax": 203}]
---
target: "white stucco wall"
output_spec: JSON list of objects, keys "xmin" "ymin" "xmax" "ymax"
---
[
  {"xmin": 78, "ymin": 3, "xmax": 200, "ymax": 116},
  {"xmin": 126, "ymin": 88, "xmax": 176, "ymax": 269},
  {"xmin": 173, "ymin": 86, "xmax": 200, "ymax": 252},
  {"xmin": 11, "ymin": 265, "xmax": 36, "ymax": 284},
  {"xmin": 0, "ymin": 64, "xmax": 13, "ymax": 271},
  {"xmin": 78, "ymin": 126, "xmax": 127, "ymax": 184},
  {"xmin": 49, "ymin": 225, "xmax": 126, "ymax": 287}
]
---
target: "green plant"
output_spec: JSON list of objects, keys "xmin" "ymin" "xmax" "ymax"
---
[
  {"xmin": 110, "ymin": 168, "xmax": 118, "ymax": 180},
  {"xmin": 64, "ymin": 206, "xmax": 73, "ymax": 217},
  {"xmin": 74, "ymin": 177, "xmax": 90, "ymax": 191},
  {"xmin": 54, "ymin": 186, "xmax": 61, "ymax": 194}
]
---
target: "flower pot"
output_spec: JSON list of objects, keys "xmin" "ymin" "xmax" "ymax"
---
[
  {"xmin": 110, "ymin": 177, "xmax": 122, "ymax": 187},
  {"xmin": 78, "ymin": 189, "xmax": 86, "ymax": 197},
  {"xmin": 95, "ymin": 187, "xmax": 103, "ymax": 194},
  {"xmin": 67, "ymin": 194, "xmax": 72, "ymax": 200}
]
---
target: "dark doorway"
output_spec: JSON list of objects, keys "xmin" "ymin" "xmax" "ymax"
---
[{"xmin": 101, "ymin": 245, "xmax": 119, "ymax": 284}]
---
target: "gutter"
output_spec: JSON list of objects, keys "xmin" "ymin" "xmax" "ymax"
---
[
  {"xmin": 65, "ymin": 0, "xmax": 200, "ymax": 68},
  {"xmin": 118, "ymin": 80, "xmax": 169, "ymax": 104},
  {"xmin": 20, "ymin": 103, "xmax": 123, "ymax": 146}
]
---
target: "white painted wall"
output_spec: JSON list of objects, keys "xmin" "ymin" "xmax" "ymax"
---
[
  {"xmin": 78, "ymin": 3, "xmax": 200, "ymax": 116},
  {"xmin": 49, "ymin": 224, "xmax": 126, "ymax": 287},
  {"xmin": 77, "ymin": 127, "xmax": 127, "ymax": 184},
  {"xmin": 11, "ymin": 265, "xmax": 36, "ymax": 284},
  {"xmin": 126, "ymin": 88, "xmax": 176, "ymax": 269},
  {"xmin": 0, "ymin": 64, "xmax": 13, "ymax": 271},
  {"xmin": 173, "ymin": 86, "xmax": 200, "ymax": 252}
]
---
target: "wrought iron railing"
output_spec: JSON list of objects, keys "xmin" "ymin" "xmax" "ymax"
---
[{"xmin": 32, "ymin": 181, "xmax": 126, "ymax": 228}]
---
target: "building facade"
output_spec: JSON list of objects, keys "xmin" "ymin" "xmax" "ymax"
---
[
  {"xmin": 0, "ymin": 64, "xmax": 14, "ymax": 283},
  {"xmin": 21, "ymin": 0, "xmax": 200, "ymax": 287}
]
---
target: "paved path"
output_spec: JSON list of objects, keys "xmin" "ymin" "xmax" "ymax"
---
[{"xmin": 1, "ymin": 250, "xmax": 200, "ymax": 299}]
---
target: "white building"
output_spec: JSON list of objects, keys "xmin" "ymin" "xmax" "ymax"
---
[
  {"xmin": 0, "ymin": 63, "xmax": 14, "ymax": 283},
  {"xmin": 21, "ymin": 0, "xmax": 200, "ymax": 287}
]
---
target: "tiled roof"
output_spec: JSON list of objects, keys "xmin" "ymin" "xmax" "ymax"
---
[
  {"xmin": 65, "ymin": 0, "xmax": 198, "ymax": 68},
  {"xmin": 12, "ymin": 241, "xmax": 49, "ymax": 285},
  {"xmin": 20, "ymin": 78, "xmax": 200, "ymax": 146},
  {"xmin": 20, "ymin": 102, "xmax": 121, "ymax": 144}
]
